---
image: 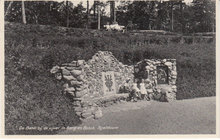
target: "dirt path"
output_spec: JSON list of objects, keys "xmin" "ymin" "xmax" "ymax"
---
[{"xmin": 59, "ymin": 97, "xmax": 216, "ymax": 134}]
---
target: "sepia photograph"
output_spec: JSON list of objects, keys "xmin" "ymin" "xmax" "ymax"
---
[{"xmin": 2, "ymin": 0, "xmax": 217, "ymax": 136}]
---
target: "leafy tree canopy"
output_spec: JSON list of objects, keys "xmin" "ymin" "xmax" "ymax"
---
[{"xmin": 4, "ymin": 0, "xmax": 215, "ymax": 33}]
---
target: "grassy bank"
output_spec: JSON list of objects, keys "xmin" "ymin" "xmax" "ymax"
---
[{"xmin": 5, "ymin": 22, "xmax": 215, "ymax": 134}]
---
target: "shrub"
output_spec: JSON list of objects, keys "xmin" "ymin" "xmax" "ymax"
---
[
  {"xmin": 41, "ymin": 54, "xmax": 55, "ymax": 70},
  {"xmin": 183, "ymin": 37, "xmax": 194, "ymax": 44}
]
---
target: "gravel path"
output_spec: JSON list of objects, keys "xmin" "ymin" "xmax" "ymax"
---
[{"xmin": 59, "ymin": 97, "xmax": 216, "ymax": 134}]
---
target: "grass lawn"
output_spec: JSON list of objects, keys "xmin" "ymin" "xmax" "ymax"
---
[{"xmin": 4, "ymin": 22, "xmax": 215, "ymax": 134}]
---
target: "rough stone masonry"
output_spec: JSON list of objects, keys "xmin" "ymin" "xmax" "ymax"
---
[{"xmin": 51, "ymin": 51, "xmax": 177, "ymax": 119}]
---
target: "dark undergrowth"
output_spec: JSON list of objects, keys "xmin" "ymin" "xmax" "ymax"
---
[{"xmin": 5, "ymin": 22, "xmax": 215, "ymax": 134}]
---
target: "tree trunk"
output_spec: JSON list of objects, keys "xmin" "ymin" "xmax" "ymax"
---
[
  {"xmin": 87, "ymin": 0, "xmax": 89, "ymax": 29},
  {"xmin": 94, "ymin": 1, "xmax": 97, "ymax": 18},
  {"xmin": 114, "ymin": 4, "xmax": 116, "ymax": 23},
  {"xmin": 4, "ymin": 1, "xmax": 13, "ymax": 17},
  {"xmin": 66, "ymin": 0, "xmax": 69, "ymax": 27},
  {"xmin": 180, "ymin": 0, "xmax": 183, "ymax": 33},
  {"xmin": 170, "ymin": 2, "xmax": 174, "ymax": 31},
  {"xmin": 98, "ymin": 3, "xmax": 100, "ymax": 30},
  {"xmin": 22, "ymin": 1, "xmax": 26, "ymax": 24},
  {"xmin": 110, "ymin": 1, "xmax": 115, "ymax": 24}
]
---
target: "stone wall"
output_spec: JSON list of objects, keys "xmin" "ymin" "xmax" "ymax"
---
[
  {"xmin": 50, "ymin": 51, "xmax": 177, "ymax": 119},
  {"xmin": 134, "ymin": 59, "xmax": 177, "ymax": 101},
  {"xmin": 85, "ymin": 51, "xmax": 134, "ymax": 97},
  {"xmin": 50, "ymin": 51, "xmax": 134, "ymax": 119}
]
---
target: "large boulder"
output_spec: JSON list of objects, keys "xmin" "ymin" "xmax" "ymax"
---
[
  {"xmin": 75, "ymin": 90, "xmax": 87, "ymax": 98},
  {"xmin": 71, "ymin": 69, "xmax": 82, "ymax": 76},
  {"xmin": 64, "ymin": 87, "xmax": 75, "ymax": 95},
  {"xmin": 70, "ymin": 80, "xmax": 83, "ymax": 86},
  {"xmin": 50, "ymin": 65, "xmax": 60, "ymax": 74},
  {"xmin": 62, "ymin": 69, "xmax": 71, "ymax": 76},
  {"xmin": 77, "ymin": 60, "xmax": 85, "ymax": 66},
  {"xmin": 63, "ymin": 75, "xmax": 76, "ymax": 81},
  {"xmin": 55, "ymin": 73, "xmax": 62, "ymax": 80},
  {"xmin": 165, "ymin": 62, "xmax": 172, "ymax": 67}
]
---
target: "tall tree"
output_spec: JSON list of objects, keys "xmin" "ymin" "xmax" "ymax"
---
[
  {"xmin": 117, "ymin": 1, "xmax": 158, "ymax": 30},
  {"xmin": 69, "ymin": 2, "xmax": 87, "ymax": 28},
  {"xmin": 98, "ymin": 3, "xmax": 100, "ymax": 29},
  {"xmin": 5, "ymin": 1, "xmax": 62, "ymax": 25},
  {"xmin": 66, "ymin": 0, "xmax": 69, "ymax": 27},
  {"xmin": 155, "ymin": 1, "xmax": 171, "ymax": 31},
  {"xmin": 110, "ymin": 1, "xmax": 116, "ymax": 23},
  {"xmin": 94, "ymin": 1, "xmax": 97, "ymax": 18},
  {"xmin": 21, "ymin": 1, "xmax": 26, "ymax": 24},
  {"xmin": 4, "ymin": 1, "xmax": 13, "ymax": 17},
  {"xmin": 191, "ymin": 0, "xmax": 215, "ymax": 32},
  {"xmin": 86, "ymin": 0, "xmax": 89, "ymax": 29}
]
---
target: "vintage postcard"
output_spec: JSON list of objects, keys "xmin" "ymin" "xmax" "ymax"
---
[{"xmin": 0, "ymin": 0, "xmax": 219, "ymax": 137}]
